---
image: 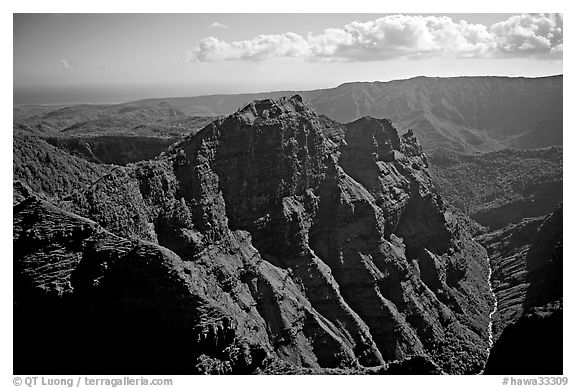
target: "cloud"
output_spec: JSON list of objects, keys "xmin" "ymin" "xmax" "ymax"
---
[
  {"xmin": 490, "ymin": 13, "xmax": 563, "ymax": 57},
  {"xmin": 59, "ymin": 59, "xmax": 71, "ymax": 69},
  {"xmin": 189, "ymin": 33, "xmax": 309, "ymax": 62},
  {"xmin": 208, "ymin": 22, "xmax": 229, "ymax": 29},
  {"xmin": 188, "ymin": 14, "xmax": 562, "ymax": 62}
]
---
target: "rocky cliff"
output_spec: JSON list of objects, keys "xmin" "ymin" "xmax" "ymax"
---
[
  {"xmin": 14, "ymin": 96, "xmax": 494, "ymax": 374},
  {"xmin": 480, "ymin": 205, "xmax": 563, "ymax": 374}
]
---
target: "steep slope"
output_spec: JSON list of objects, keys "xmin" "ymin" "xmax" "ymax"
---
[
  {"xmin": 479, "ymin": 205, "xmax": 563, "ymax": 374},
  {"xmin": 14, "ymin": 96, "xmax": 494, "ymax": 374},
  {"xmin": 14, "ymin": 197, "xmax": 272, "ymax": 374},
  {"xmin": 484, "ymin": 302, "xmax": 562, "ymax": 375},
  {"xmin": 13, "ymin": 131, "xmax": 111, "ymax": 201},
  {"xmin": 308, "ymin": 76, "xmax": 562, "ymax": 151},
  {"xmin": 428, "ymin": 147, "xmax": 562, "ymax": 230}
]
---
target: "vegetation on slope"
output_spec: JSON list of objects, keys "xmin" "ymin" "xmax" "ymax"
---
[
  {"xmin": 428, "ymin": 147, "xmax": 562, "ymax": 230},
  {"xmin": 13, "ymin": 132, "xmax": 111, "ymax": 201}
]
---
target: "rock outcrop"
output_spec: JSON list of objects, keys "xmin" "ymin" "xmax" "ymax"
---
[
  {"xmin": 14, "ymin": 197, "xmax": 268, "ymax": 374},
  {"xmin": 14, "ymin": 96, "xmax": 494, "ymax": 374}
]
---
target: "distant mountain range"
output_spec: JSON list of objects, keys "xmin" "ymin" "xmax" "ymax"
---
[
  {"xmin": 15, "ymin": 75, "xmax": 562, "ymax": 153},
  {"xmin": 127, "ymin": 75, "xmax": 563, "ymax": 153}
]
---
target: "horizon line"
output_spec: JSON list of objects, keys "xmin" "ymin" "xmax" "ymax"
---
[{"xmin": 14, "ymin": 73, "xmax": 563, "ymax": 107}]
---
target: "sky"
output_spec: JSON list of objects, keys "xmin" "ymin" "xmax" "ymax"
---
[{"xmin": 13, "ymin": 13, "xmax": 563, "ymax": 104}]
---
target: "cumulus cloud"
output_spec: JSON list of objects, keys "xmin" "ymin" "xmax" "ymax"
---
[
  {"xmin": 208, "ymin": 22, "xmax": 229, "ymax": 29},
  {"xmin": 491, "ymin": 13, "xmax": 563, "ymax": 56},
  {"xmin": 190, "ymin": 33, "xmax": 308, "ymax": 62},
  {"xmin": 188, "ymin": 13, "xmax": 562, "ymax": 62}
]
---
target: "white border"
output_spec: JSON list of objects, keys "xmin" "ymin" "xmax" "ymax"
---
[{"xmin": 3, "ymin": 2, "xmax": 572, "ymax": 387}]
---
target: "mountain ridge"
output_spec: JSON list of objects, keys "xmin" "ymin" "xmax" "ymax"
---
[
  {"xmin": 14, "ymin": 95, "xmax": 494, "ymax": 374},
  {"xmin": 16, "ymin": 75, "xmax": 562, "ymax": 154},
  {"xmin": 130, "ymin": 74, "xmax": 563, "ymax": 104}
]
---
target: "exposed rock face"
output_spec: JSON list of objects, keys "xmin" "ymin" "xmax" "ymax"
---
[
  {"xmin": 480, "ymin": 217, "xmax": 544, "ymax": 337},
  {"xmin": 480, "ymin": 205, "xmax": 562, "ymax": 374},
  {"xmin": 14, "ymin": 197, "xmax": 268, "ymax": 374},
  {"xmin": 14, "ymin": 96, "xmax": 494, "ymax": 374},
  {"xmin": 524, "ymin": 205, "xmax": 563, "ymax": 309}
]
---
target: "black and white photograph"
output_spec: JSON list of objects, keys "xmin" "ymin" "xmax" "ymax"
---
[{"xmin": 8, "ymin": 5, "xmax": 568, "ymax": 383}]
